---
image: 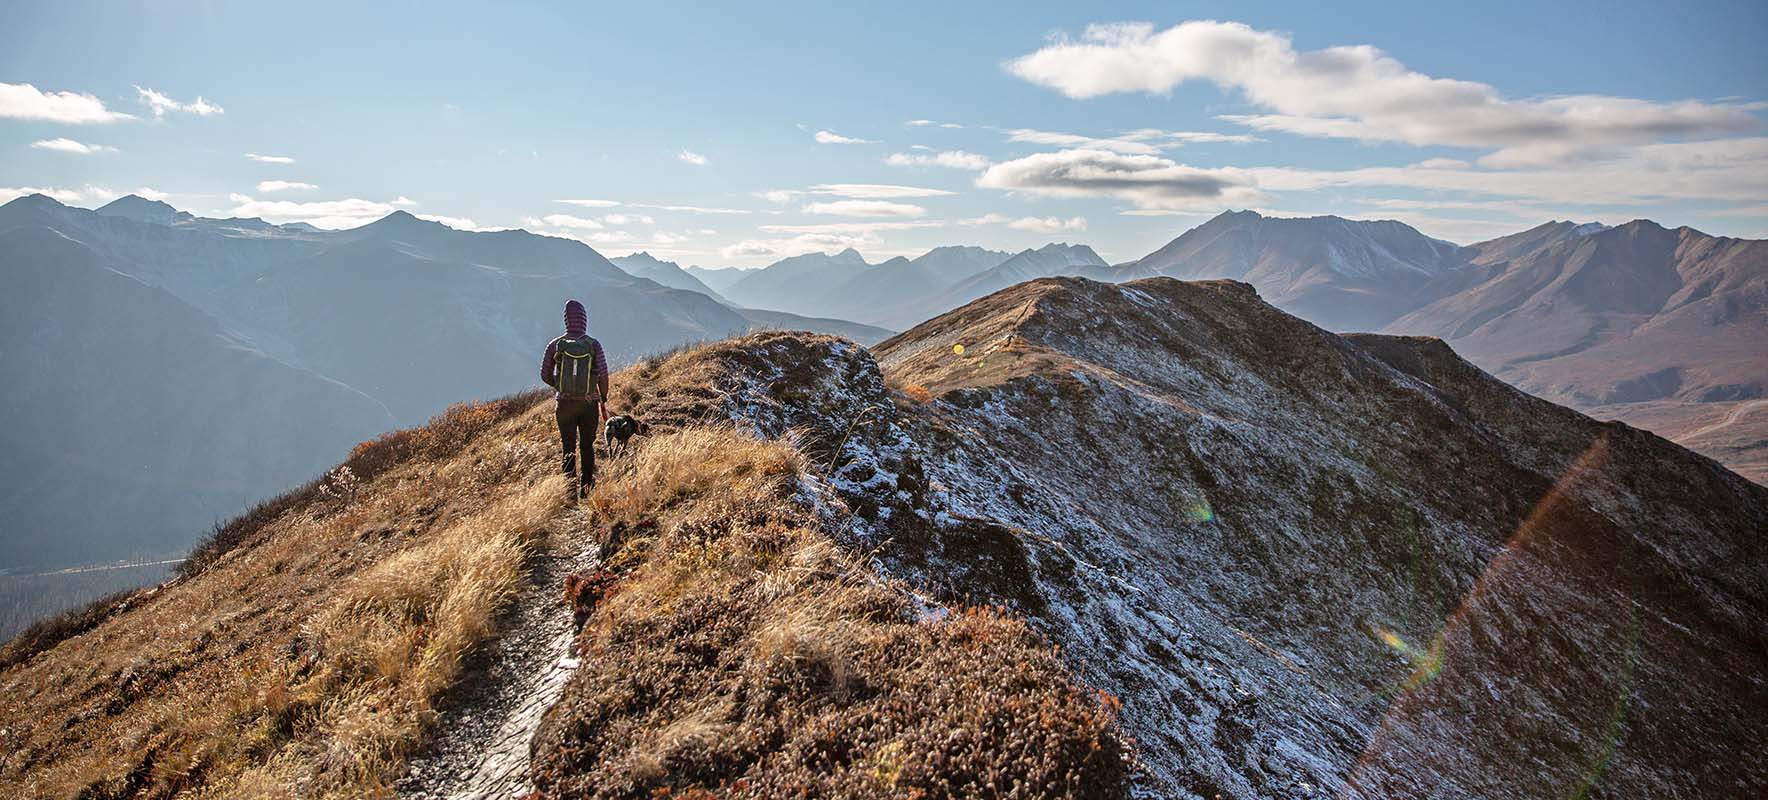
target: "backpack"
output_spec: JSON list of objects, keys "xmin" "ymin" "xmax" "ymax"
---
[{"xmin": 555, "ymin": 336, "xmax": 599, "ymax": 397}]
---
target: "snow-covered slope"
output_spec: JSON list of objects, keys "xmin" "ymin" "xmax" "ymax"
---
[{"xmin": 689, "ymin": 276, "xmax": 1767, "ymax": 797}]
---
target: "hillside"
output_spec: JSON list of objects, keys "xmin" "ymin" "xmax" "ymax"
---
[
  {"xmin": 861, "ymin": 276, "xmax": 1766, "ymax": 796},
  {"xmin": 1386, "ymin": 220, "xmax": 1768, "ymax": 482}
]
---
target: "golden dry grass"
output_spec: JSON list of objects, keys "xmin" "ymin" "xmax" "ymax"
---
[
  {"xmin": 0, "ymin": 393, "xmax": 570, "ymax": 799},
  {"xmin": 533, "ymin": 425, "xmax": 1129, "ymax": 798}
]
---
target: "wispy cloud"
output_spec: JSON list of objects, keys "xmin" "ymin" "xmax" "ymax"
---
[
  {"xmin": 559, "ymin": 198, "xmax": 621, "ymax": 208},
  {"xmin": 135, "ymin": 85, "xmax": 223, "ymax": 117},
  {"xmin": 807, "ymin": 183, "xmax": 955, "ymax": 199},
  {"xmin": 905, "ymin": 119, "xmax": 965, "ymax": 129},
  {"xmin": 30, "ymin": 138, "xmax": 117, "ymax": 155},
  {"xmin": 961, "ymin": 213, "xmax": 1088, "ymax": 233},
  {"xmin": 257, "ymin": 180, "xmax": 317, "ymax": 193},
  {"xmin": 1007, "ymin": 20, "xmax": 1757, "ymax": 167},
  {"xmin": 245, "ymin": 153, "xmax": 294, "ymax": 164},
  {"xmin": 886, "ymin": 150, "xmax": 991, "ymax": 170},
  {"xmin": 603, "ymin": 213, "xmax": 655, "ymax": 226},
  {"xmin": 678, "ymin": 149, "xmax": 709, "ymax": 166},
  {"xmin": 814, "ymin": 129, "xmax": 878, "ymax": 144},
  {"xmin": 802, "ymin": 200, "xmax": 927, "ymax": 218},
  {"xmin": 0, "ymin": 82, "xmax": 135, "ymax": 123}
]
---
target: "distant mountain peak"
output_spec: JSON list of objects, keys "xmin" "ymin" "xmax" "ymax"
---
[{"xmin": 96, "ymin": 194, "xmax": 186, "ymax": 225}]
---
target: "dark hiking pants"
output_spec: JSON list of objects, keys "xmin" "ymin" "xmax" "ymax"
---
[{"xmin": 556, "ymin": 396, "xmax": 599, "ymax": 490}]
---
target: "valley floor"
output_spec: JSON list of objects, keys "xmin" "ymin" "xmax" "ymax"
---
[{"xmin": 1587, "ymin": 398, "xmax": 1768, "ymax": 484}]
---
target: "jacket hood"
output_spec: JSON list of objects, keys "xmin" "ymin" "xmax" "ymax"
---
[{"xmin": 564, "ymin": 299, "xmax": 587, "ymax": 336}]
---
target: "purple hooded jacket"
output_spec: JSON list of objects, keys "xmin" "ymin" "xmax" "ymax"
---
[{"xmin": 542, "ymin": 299, "xmax": 609, "ymax": 399}]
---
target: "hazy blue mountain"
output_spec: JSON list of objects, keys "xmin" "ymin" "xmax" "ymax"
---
[
  {"xmin": 717, "ymin": 248, "xmax": 873, "ymax": 316},
  {"xmin": 683, "ymin": 265, "xmax": 754, "ymax": 293},
  {"xmin": 0, "ymin": 224, "xmax": 395, "ymax": 569},
  {"xmin": 611, "ymin": 252, "xmax": 728, "ymax": 302}
]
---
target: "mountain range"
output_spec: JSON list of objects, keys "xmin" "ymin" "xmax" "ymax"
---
[{"xmin": 697, "ymin": 210, "xmax": 1762, "ymax": 484}]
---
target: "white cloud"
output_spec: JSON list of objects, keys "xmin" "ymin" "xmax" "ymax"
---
[
  {"xmin": 633, "ymin": 203, "xmax": 751, "ymax": 214},
  {"xmin": 0, "ymin": 82, "xmax": 135, "ymax": 123},
  {"xmin": 806, "ymin": 183, "xmax": 956, "ymax": 199},
  {"xmin": 1007, "ymin": 21, "xmax": 1758, "ymax": 166},
  {"xmin": 903, "ymin": 119, "xmax": 964, "ymax": 129},
  {"xmin": 1004, "ymin": 128, "xmax": 1161, "ymax": 155},
  {"xmin": 226, "ymin": 194, "xmax": 401, "ymax": 229},
  {"xmin": 559, "ymin": 198, "xmax": 621, "ymax": 208},
  {"xmin": 603, "ymin": 213, "xmax": 655, "ymax": 226},
  {"xmin": 678, "ymin": 149, "xmax": 709, "ymax": 165},
  {"xmin": 758, "ymin": 221, "xmax": 944, "ymax": 235},
  {"xmin": 759, "ymin": 190, "xmax": 802, "ymax": 204},
  {"xmin": 651, "ymin": 231, "xmax": 689, "ymax": 244},
  {"xmin": 1240, "ymin": 137, "xmax": 1768, "ymax": 205},
  {"xmin": 1000, "ymin": 127, "xmax": 1260, "ymax": 155},
  {"xmin": 415, "ymin": 214, "xmax": 505, "ymax": 231},
  {"xmin": 961, "ymin": 213, "xmax": 1088, "ymax": 233},
  {"xmin": 537, "ymin": 213, "xmax": 604, "ymax": 230},
  {"xmin": 391, "ymin": 196, "xmax": 417, "ymax": 207},
  {"xmin": 814, "ymin": 129, "xmax": 878, "ymax": 144},
  {"xmin": 257, "ymin": 180, "xmax": 317, "ymax": 193},
  {"xmin": 1414, "ymin": 158, "xmax": 1471, "ymax": 169},
  {"xmin": 0, "ymin": 185, "xmax": 87, "ymax": 204},
  {"xmin": 135, "ymin": 85, "xmax": 223, "ymax": 117},
  {"xmin": 1711, "ymin": 203, "xmax": 1768, "ymax": 218},
  {"xmin": 886, "ymin": 150, "xmax": 992, "ymax": 170},
  {"xmin": 30, "ymin": 138, "xmax": 116, "ymax": 155},
  {"xmin": 245, "ymin": 153, "xmax": 294, "ymax": 164},
  {"xmin": 132, "ymin": 187, "xmax": 170, "ymax": 202},
  {"xmin": 802, "ymin": 200, "xmax": 927, "ymax": 218},
  {"xmin": 977, "ymin": 148, "xmax": 1262, "ymax": 210}
]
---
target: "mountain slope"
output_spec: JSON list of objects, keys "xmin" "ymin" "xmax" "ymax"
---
[
  {"xmin": 610, "ymin": 251, "xmax": 728, "ymax": 302},
  {"xmin": 0, "ymin": 226, "xmax": 395, "ymax": 569},
  {"xmin": 1386, "ymin": 220, "xmax": 1768, "ymax": 482},
  {"xmin": 1116, "ymin": 210, "xmax": 1473, "ymax": 331},
  {"xmin": 717, "ymin": 248, "xmax": 872, "ymax": 316},
  {"xmin": 841, "ymin": 276, "xmax": 1765, "ymax": 797}
]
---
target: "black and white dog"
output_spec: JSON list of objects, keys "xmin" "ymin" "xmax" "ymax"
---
[{"xmin": 603, "ymin": 414, "xmax": 649, "ymax": 456}]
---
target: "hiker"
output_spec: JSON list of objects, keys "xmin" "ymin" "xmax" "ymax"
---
[{"xmin": 542, "ymin": 299, "xmax": 609, "ymax": 496}]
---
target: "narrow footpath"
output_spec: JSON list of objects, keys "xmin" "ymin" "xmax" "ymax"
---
[{"xmin": 398, "ymin": 506, "xmax": 598, "ymax": 800}]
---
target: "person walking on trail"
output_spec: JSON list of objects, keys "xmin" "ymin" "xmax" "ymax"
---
[{"xmin": 542, "ymin": 299, "xmax": 609, "ymax": 497}]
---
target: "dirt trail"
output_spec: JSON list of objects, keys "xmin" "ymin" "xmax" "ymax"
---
[
  {"xmin": 1679, "ymin": 398, "xmax": 1768, "ymax": 442},
  {"xmin": 398, "ymin": 507, "xmax": 597, "ymax": 800}
]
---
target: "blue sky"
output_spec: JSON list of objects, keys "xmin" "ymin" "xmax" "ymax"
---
[{"xmin": 4, "ymin": 0, "xmax": 1766, "ymax": 265}]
